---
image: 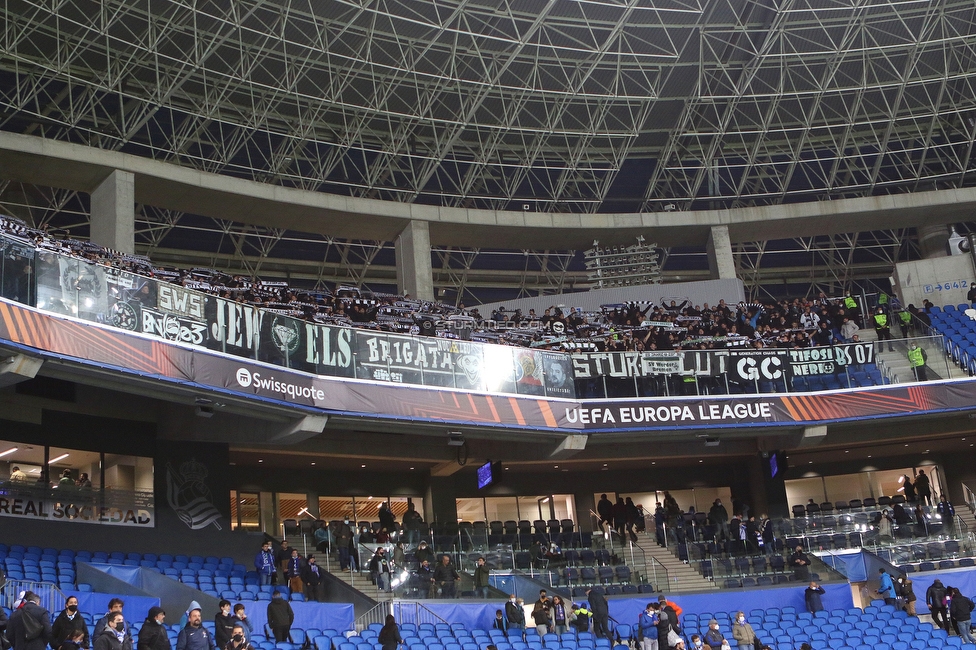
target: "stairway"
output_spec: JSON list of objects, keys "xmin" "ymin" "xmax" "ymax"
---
[
  {"xmin": 612, "ymin": 530, "xmax": 717, "ymax": 594},
  {"xmin": 862, "ymin": 327, "xmax": 968, "ymax": 382},
  {"xmin": 953, "ymin": 507, "xmax": 976, "ymax": 546},
  {"xmin": 283, "ymin": 534, "xmax": 390, "ymax": 602}
]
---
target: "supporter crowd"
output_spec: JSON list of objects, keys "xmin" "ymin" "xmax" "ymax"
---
[{"xmin": 0, "ymin": 216, "xmax": 930, "ymax": 355}]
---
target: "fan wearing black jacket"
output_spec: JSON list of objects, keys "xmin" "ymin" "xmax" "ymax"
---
[
  {"xmin": 213, "ymin": 603, "xmax": 235, "ymax": 650},
  {"xmin": 51, "ymin": 597, "xmax": 89, "ymax": 650},
  {"xmin": 136, "ymin": 608, "xmax": 169, "ymax": 650}
]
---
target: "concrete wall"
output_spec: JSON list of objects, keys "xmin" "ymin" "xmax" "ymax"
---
[{"xmin": 893, "ymin": 254, "xmax": 976, "ymax": 309}]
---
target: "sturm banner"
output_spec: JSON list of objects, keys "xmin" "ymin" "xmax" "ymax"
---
[{"xmin": 570, "ymin": 350, "xmax": 727, "ymax": 379}]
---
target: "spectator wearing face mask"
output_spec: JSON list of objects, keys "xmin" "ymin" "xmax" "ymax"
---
[
  {"xmin": 703, "ymin": 620, "xmax": 725, "ymax": 650},
  {"xmin": 335, "ymin": 518, "xmax": 355, "ymax": 571},
  {"xmin": 93, "ymin": 601, "xmax": 129, "ymax": 646},
  {"xmin": 136, "ymin": 608, "xmax": 169, "ymax": 650},
  {"xmin": 51, "ymin": 597, "xmax": 88, "ymax": 650},
  {"xmin": 505, "ymin": 594, "xmax": 525, "ymax": 638},
  {"xmin": 93, "ymin": 613, "xmax": 129, "ymax": 650},
  {"xmin": 222, "ymin": 626, "xmax": 252, "ymax": 650},
  {"xmin": 731, "ymin": 612, "xmax": 755, "ymax": 648}
]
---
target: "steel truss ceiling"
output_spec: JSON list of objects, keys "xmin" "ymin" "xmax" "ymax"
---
[
  {"xmin": 0, "ymin": 0, "xmax": 975, "ymax": 300},
  {"xmin": 0, "ymin": 0, "xmax": 975, "ymax": 213}
]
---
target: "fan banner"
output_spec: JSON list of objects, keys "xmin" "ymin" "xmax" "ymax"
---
[{"xmin": 1, "ymin": 296, "xmax": 976, "ymax": 432}]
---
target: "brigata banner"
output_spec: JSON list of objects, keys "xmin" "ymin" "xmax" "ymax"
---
[
  {"xmin": 789, "ymin": 342, "xmax": 875, "ymax": 376},
  {"xmin": 5, "ymin": 296, "xmax": 976, "ymax": 432}
]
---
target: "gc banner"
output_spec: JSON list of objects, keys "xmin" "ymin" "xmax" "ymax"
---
[{"xmin": 727, "ymin": 349, "xmax": 792, "ymax": 383}]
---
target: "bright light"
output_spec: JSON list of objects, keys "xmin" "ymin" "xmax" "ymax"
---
[
  {"xmin": 297, "ymin": 507, "xmax": 310, "ymax": 517},
  {"xmin": 390, "ymin": 570, "xmax": 411, "ymax": 589},
  {"xmin": 48, "ymin": 454, "xmax": 69, "ymax": 464},
  {"xmin": 0, "ymin": 447, "xmax": 18, "ymax": 458},
  {"xmin": 898, "ymin": 475, "xmax": 905, "ymax": 484}
]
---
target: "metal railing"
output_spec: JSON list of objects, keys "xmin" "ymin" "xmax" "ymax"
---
[
  {"xmin": 623, "ymin": 541, "xmax": 669, "ymax": 590},
  {"xmin": 390, "ymin": 602, "xmax": 450, "ymax": 626},
  {"xmin": 0, "ymin": 482, "xmax": 154, "ymax": 510},
  {"xmin": 1, "ymin": 578, "xmax": 67, "ymax": 614}
]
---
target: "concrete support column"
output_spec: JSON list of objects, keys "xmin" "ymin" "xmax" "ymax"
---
[
  {"xmin": 90, "ymin": 170, "xmax": 135, "ymax": 254},
  {"xmin": 706, "ymin": 224, "xmax": 736, "ymax": 280},
  {"xmin": 424, "ymin": 475, "xmax": 458, "ymax": 526},
  {"xmin": 917, "ymin": 224, "xmax": 949, "ymax": 259},
  {"xmin": 395, "ymin": 220, "xmax": 434, "ymax": 301}
]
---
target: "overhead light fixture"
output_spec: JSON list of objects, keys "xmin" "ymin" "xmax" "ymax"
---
[
  {"xmin": 0, "ymin": 447, "xmax": 18, "ymax": 458},
  {"xmin": 48, "ymin": 454, "xmax": 69, "ymax": 464}
]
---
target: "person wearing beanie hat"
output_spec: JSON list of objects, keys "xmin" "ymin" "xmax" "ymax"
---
[
  {"xmin": 175, "ymin": 604, "xmax": 214, "ymax": 650},
  {"xmin": 137, "ymin": 608, "xmax": 169, "ymax": 650}
]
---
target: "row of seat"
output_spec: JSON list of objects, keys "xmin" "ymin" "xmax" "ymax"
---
[
  {"xmin": 556, "ymin": 565, "xmax": 632, "ymax": 586},
  {"xmin": 682, "ymin": 603, "xmax": 959, "ymax": 650},
  {"xmin": 515, "ymin": 549, "xmax": 615, "ymax": 569},
  {"xmin": 793, "ymin": 496, "xmax": 910, "ymax": 517},
  {"xmin": 898, "ymin": 558, "xmax": 975, "ymax": 573},
  {"xmin": 927, "ymin": 305, "xmax": 976, "ymax": 374},
  {"xmin": 720, "ymin": 574, "xmax": 819, "ymax": 588}
]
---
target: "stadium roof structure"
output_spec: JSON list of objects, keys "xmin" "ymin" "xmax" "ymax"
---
[{"xmin": 2, "ymin": 0, "xmax": 976, "ymax": 301}]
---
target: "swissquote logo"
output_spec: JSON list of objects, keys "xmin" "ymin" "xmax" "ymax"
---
[{"xmin": 236, "ymin": 368, "xmax": 252, "ymax": 387}]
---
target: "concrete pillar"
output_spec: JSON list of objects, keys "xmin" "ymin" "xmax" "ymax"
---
[
  {"xmin": 90, "ymin": 170, "xmax": 135, "ymax": 254},
  {"xmin": 395, "ymin": 220, "xmax": 434, "ymax": 301},
  {"xmin": 917, "ymin": 224, "xmax": 949, "ymax": 259},
  {"xmin": 706, "ymin": 224, "xmax": 736, "ymax": 280},
  {"xmin": 424, "ymin": 475, "xmax": 458, "ymax": 526}
]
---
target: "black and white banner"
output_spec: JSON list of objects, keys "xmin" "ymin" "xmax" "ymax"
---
[
  {"xmin": 727, "ymin": 349, "xmax": 792, "ymax": 382},
  {"xmin": 789, "ymin": 342, "xmax": 875, "ymax": 376}
]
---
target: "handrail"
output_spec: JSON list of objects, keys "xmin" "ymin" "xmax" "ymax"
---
[
  {"xmin": 1, "ymin": 578, "xmax": 67, "ymax": 614},
  {"xmin": 355, "ymin": 602, "xmax": 393, "ymax": 632},
  {"xmin": 626, "ymin": 540, "xmax": 670, "ymax": 590},
  {"xmin": 390, "ymin": 601, "xmax": 451, "ymax": 626}
]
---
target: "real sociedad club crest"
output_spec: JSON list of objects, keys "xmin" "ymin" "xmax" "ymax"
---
[{"xmin": 166, "ymin": 459, "xmax": 221, "ymax": 530}]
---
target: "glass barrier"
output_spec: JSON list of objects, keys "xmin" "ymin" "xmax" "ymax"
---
[{"xmin": 0, "ymin": 233, "xmax": 35, "ymax": 306}]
